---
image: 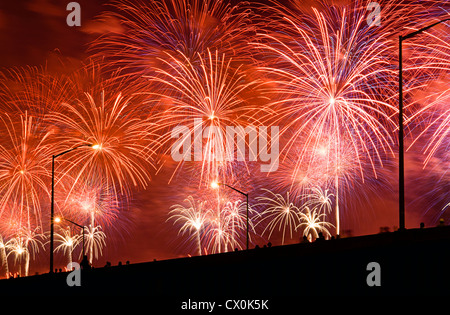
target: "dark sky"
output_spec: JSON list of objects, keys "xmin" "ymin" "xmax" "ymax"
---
[{"xmin": 0, "ymin": 1, "xmax": 97, "ymax": 67}]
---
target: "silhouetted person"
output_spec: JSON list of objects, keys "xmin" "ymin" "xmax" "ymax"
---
[
  {"xmin": 267, "ymin": 242, "xmax": 272, "ymax": 248},
  {"xmin": 80, "ymin": 255, "xmax": 91, "ymax": 270},
  {"xmin": 420, "ymin": 222, "xmax": 425, "ymax": 229},
  {"xmin": 316, "ymin": 232, "xmax": 325, "ymax": 242},
  {"xmin": 379, "ymin": 226, "xmax": 390, "ymax": 233}
]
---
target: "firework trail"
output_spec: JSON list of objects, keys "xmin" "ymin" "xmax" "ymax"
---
[
  {"xmin": 303, "ymin": 133, "xmax": 373, "ymax": 235},
  {"xmin": 5, "ymin": 237, "xmax": 29, "ymax": 277},
  {"xmin": 209, "ymin": 176, "xmax": 261, "ymax": 252},
  {"xmin": 54, "ymin": 174, "xmax": 133, "ymax": 263},
  {"xmin": 270, "ymin": 129, "xmax": 387, "ymax": 235},
  {"xmin": 202, "ymin": 209, "xmax": 231, "ymax": 254}
]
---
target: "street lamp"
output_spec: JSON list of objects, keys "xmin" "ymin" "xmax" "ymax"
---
[
  {"xmin": 50, "ymin": 143, "xmax": 98, "ymax": 273},
  {"xmin": 54, "ymin": 216, "xmax": 87, "ymax": 262},
  {"xmin": 211, "ymin": 181, "xmax": 249, "ymax": 250},
  {"xmin": 398, "ymin": 18, "xmax": 450, "ymax": 231}
]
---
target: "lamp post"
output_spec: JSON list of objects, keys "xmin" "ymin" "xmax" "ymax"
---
[
  {"xmin": 55, "ymin": 217, "xmax": 86, "ymax": 261},
  {"xmin": 398, "ymin": 18, "xmax": 450, "ymax": 231},
  {"xmin": 50, "ymin": 143, "xmax": 97, "ymax": 274},
  {"xmin": 211, "ymin": 181, "xmax": 249, "ymax": 250}
]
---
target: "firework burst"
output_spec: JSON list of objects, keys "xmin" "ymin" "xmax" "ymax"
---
[
  {"xmin": 301, "ymin": 186, "xmax": 334, "ymax": 215},
  {"xmin": 145, "ymin": 48, "xmax": 264, "ymax": 186},
  {"xmin": 89, "ymin": 0, "xmax": 255, "ymax": 79},
  {"xmin": 167, "ymin": 195, "xmax": 209, "ymax": 256},
  {"xmin": 400, "ymin": 8, "xmax": 449, "ymax": 221},
  {"xmin": 255, "ymin": 188, "xmax": 300, "ymax": 245},
  {"xmin": 5, "ymin": 227, "xmax": 45, "ymax": 276},
  {"xmin": 84, "ymin": 224, "xmax": 107, "ymax": 264},
  {"xmin": 168, "ymin": 193, "xmax": 257, "ymax": 255},
  {"xmin": 48, "ymin": 86, "xmax": 156, "ymax": 197},
  {"xmin": 0, "ymin": 66, "xmax": 74, "ymax": 117},
  {"xmin": 0, "ymin": 112, "xmax": 54, "ymax": 232},
  {"xmin": 0, "ymin": 0, "xmax": 447, "ymax": 275},
  {"xmin": 56, "ymin": 174, "xmax": 121, "ymax": 229},
  {"xmin": 253, "ymin": 2, "xmax": 398, "ymax": 168},
  {"xmin": 53, "ymin": 226, "xmax": 80, "ymax": 266},
  {"xmin": 297, "ymin": 206, "xmax": 334, "ymax": 242},
  {"xmin": 252, "ymin": 1, "xmax": 400, "ymax": 234},
  {"xmin": 205, "ymin": 197, "xmax": 258, "ymax": 253}
]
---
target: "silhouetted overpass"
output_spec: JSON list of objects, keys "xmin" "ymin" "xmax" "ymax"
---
[{"xmin": 1, "ymin": 226, "xmax": 449, "ymax": 300}]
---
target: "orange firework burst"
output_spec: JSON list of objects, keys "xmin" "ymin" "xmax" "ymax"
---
[
  {"xmin": 47, "ymin": 67, "xmax": 157, "ymax": 197},
  {"xmin": 145, "ymin": 48, "xmax": 264, "ymax": 186},
  {"xmin": 0, "ymin": 112, "xmax": 54, "ymax": 232}
]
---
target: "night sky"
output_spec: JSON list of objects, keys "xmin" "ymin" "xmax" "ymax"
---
[
  {"xmin": 0, "ymin": 0, "xmax": 448, "ymax": 276},
  {"xmin": 0, "ymin": 0, "xmax": 175, "ymax": 271}
]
